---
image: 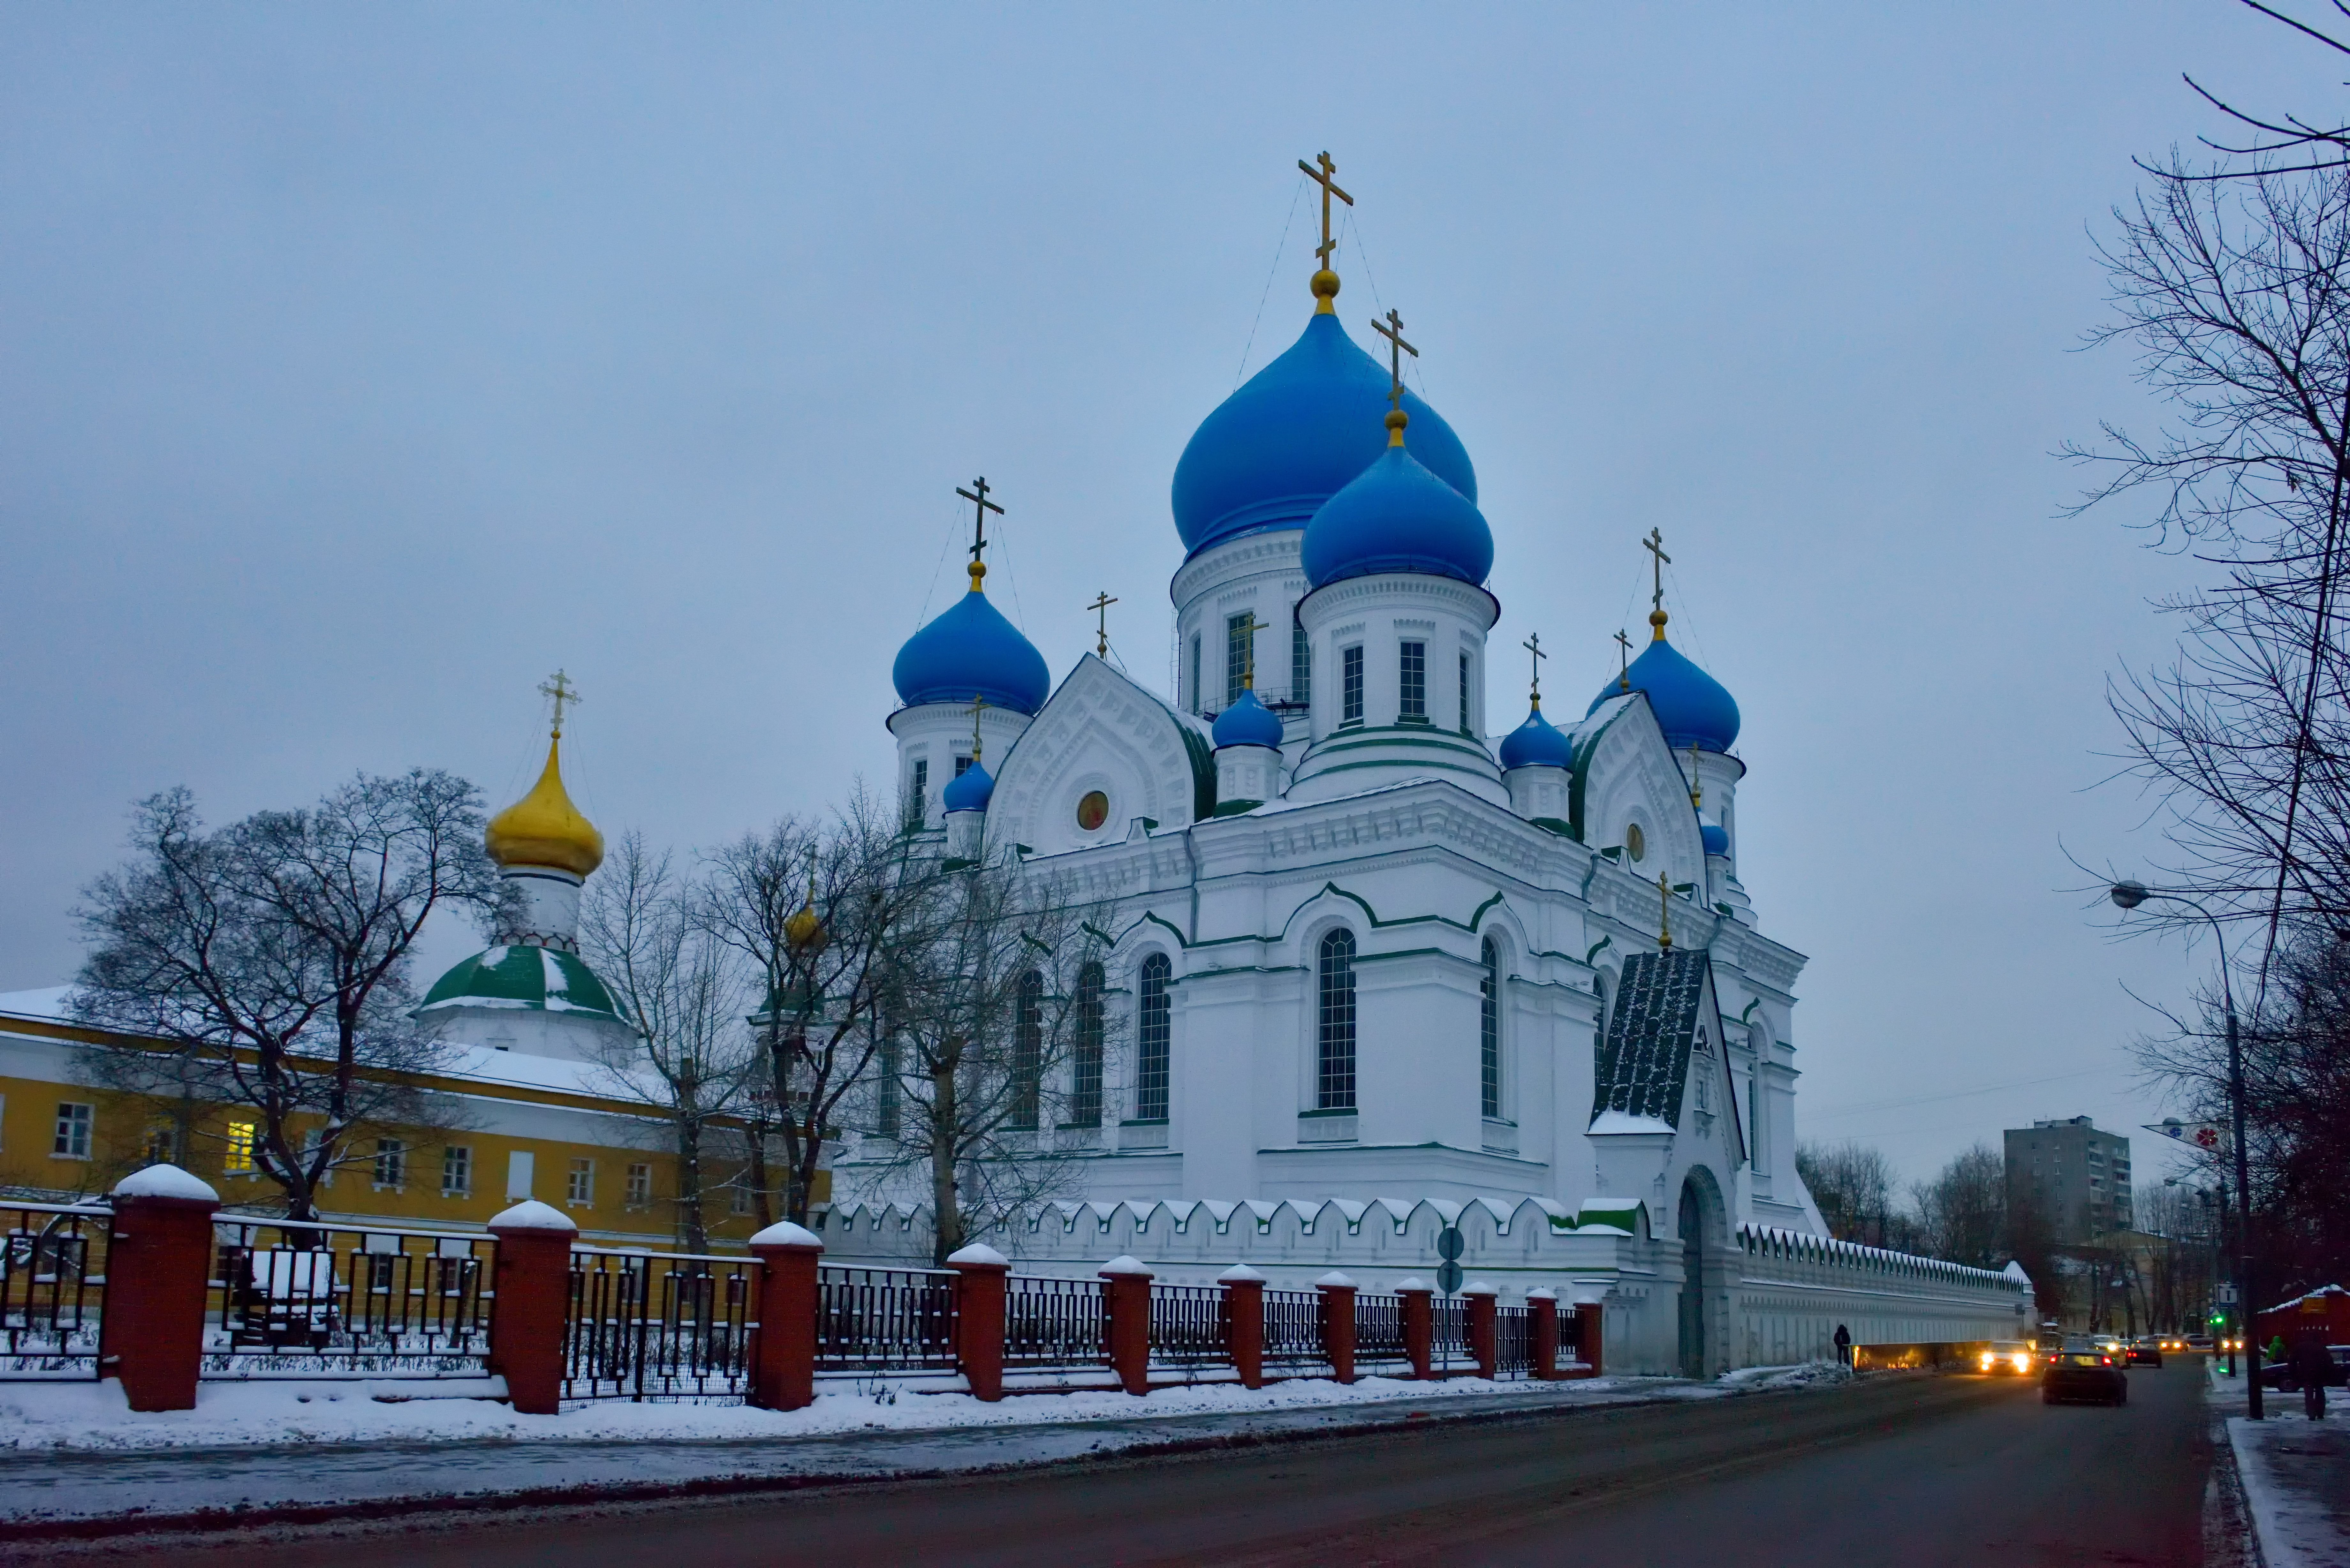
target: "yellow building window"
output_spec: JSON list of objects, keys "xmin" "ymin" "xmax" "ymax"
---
[
  {"xmin": 223, "ymin": 1121, "xmax": 256, "ymax": 1174},
  {"xmin": 625, "ymin": 1163, "xmax": 652, "ymax": 1209},
  {"xmin": 442, "ymin": 1145, "xmax": 472, "ymax": 1198},
  {"xmin": 373, "ymin": 1138, "xmax": 407, "ymax": 1191},
  {"xmin": 567, "ymin": 1158, "xmax": 594, "ymax": 1207}
]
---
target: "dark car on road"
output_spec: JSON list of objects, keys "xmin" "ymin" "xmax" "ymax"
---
[
  {"xmin": 2126, "ymin": 1337, "xmax": 2164, "ymax": 1368},
  {"xmin": 2043, "ymin": 1343, "xmax": 2127, "ymax": 1406}
]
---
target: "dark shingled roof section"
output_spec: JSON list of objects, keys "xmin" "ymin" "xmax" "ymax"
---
[{"xmin": 1591, "ymin": 948, "xmax": 1712, "ymax": 1128}]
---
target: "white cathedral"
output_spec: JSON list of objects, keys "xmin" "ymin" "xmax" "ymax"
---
[{"xmin": 824, "ymin": 204, "xmax": 2035, "ymax": 1375}]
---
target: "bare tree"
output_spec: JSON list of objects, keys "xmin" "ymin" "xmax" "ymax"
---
[
  {"xmin": 1910, "ymin": 1142, "xmax": 2008, "ymax": 1270},
  {"xmin": 71, "ymin": 775, "xmax": 502, "ymax": 1219},
  {"xmin": 1796, "ymin": 1139, "xmax": 1900, "ymax": 1248},
  {"xmin": 853, "ymin": 851, "xmax": 1118, "ymax": 1264},
  {"xmin": 578, "ymin": 832, "xmax": 761, "ymax": 1253}
]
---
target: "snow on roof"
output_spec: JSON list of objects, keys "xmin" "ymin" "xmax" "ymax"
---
[
  {"xmin": 0, "ymin": 987, "xmax": 71, "ymax": 1022},
  {"xmin": 112, "ymin": 1164, "xmax": 219, "ymax": 1202}
]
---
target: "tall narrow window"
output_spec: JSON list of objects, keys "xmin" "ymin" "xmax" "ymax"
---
[
  {"xmin": 53, "ymin": 1102, "xmax": 93, "ymax": 1159},
  {"xmin": 1189, "ymin": 636, "xmax": 1202, "ymax": 713},
  {"xmin": 1010, "ymin": 971, "xmax": 1043, "ymax": 1130},
  {"xmin": 906, "ymin": 759, "xmax": 928, "ymax": 829},
  {"xmin": 1071, "ymin": 963, "xmax": 1105, "ymax": 1127},
  {"xmin": 1135, "ymin": 953, "xmax": 1171, "ymax": 1121},
  {"xmin": 1459, "ymin": 652, "xmax": 1474, "ymax": 736},
  {"xmin": 1226, "ymin": 613, "xmax": 1254, "ymax": 705},
  {"xmin": 442, "ymin": 1144, "xmax": 472, "ymax": 1197},
  {"xmin": 1399, "ymin": 641, "xmax": 1427, "ymax": 720},
  {"xmin": 1342, "ymin": 646, "xmax": 1365, "ymax": 724},
  {"xmin": 374, "ymin": 1137, "xmax": 407, "ymax": 1190},
  {"xmin": 877, "ymin": 1029, "xmax": 902, "ymax": 1138},
  {"xmin": 567, "ymin": 1157, "xmax": 594, "ymax": 1206},
  {"xmin": 1480, "ymin": 937, "xmax": 1503, "ymax": 1119},
  {"xmin": 222, "ymin": 1119, "xmax": 255, "ymax": 1173},
  {"xmin": 1291, "ymin": 624, "xmax": 1311, "ymax": 710},
  {"xmin": 1317, "ymin": 929, "xmax": 1357, "ymax": 1110}
]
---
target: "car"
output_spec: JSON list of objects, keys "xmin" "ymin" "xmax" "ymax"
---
[
  {"xmin": 2043, "ymin": 1343, "xmax": 2129, "ymax": 1405},
  {"xmin": 1976, "ymin": 1340, "xmax": 2035, "ymax": 1375},
  {"xmin": 2092, "ymin": 1334, "xmax": 2126, "ymax": 1359},
  {"xmin": 2257, "ymin": 1346, "xmax": 2350, "ymax": 1391},
  {"xmin": 2159, "ymin": 1335, "xmax": 2187, "ymax": 1353},
  {"xmin": 2187, "ymin": 1334, "xmax": 2215, "ymax": 1351},
  {"xmin": 2127, "ymin": 1336, "xmax": 2164, "ymax": 1367}
]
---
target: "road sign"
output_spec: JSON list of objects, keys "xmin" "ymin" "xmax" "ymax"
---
[
  {"xmin": 1437, "ymin": 1227, "xmax": 1465, "ymax": 1262},
  {"xmin": 2217, "ymin": 1284, "xmax": 2239, "ymax": 1304},
  {"xmin": 1437, "ymin": 1260, "xmax": 1465, "ymax": 1294}
]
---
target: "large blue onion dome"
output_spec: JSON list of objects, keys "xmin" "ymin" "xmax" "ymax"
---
[
  {"xmin": 942, "ymin": 759, "xmax": 995, "ymax": 813},
  {"xmin": 1498, "ymin": 701, "xmax": 1574, "ymax": 769},
  {"xmin": 1301, "ymin": 418, "xmax": 1494, "ymax": 589},
  {"xmin": 1212, "ymin": 688, "xmax": 1284, "ymax": 749},
  {"xmin": 1701, "ymin": 821, "xmax": 1731, "ymax": 857},
  {"xmin": 892, "ymin": 580, "xmax": 1050, "ymax": 715},
  {"xmin": 1588, "ymin": 614, "xmax": 1740, "ymax": 752},
  {"xmin": 1172, "ymin": 312, "xmax": 1476, "ymax": 557}
]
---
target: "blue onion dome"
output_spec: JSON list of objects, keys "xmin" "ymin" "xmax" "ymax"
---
[
  {"xmin": 892, "ymin": 577, "xmax": 1050, "ymax": 715},
  {"xmin": 1701, "ymin": 822, "xmax": 1731, "ymax": 857},
  {"xmin": 1301, "ymin": 416, "xmax": 1494, "ymax": 589},
  {"xmin": 1587, "ymin": 612, "xmax": 1740, "ymax": 751},
  {"xmin": 1212, "ymin": 688, "xmax": 1284, "ymax": 749},
  {"xmin": 942, "ymin": 760, "xmax": 995, "ymax": 813},
  {"xmin": 1498, "ymin": 701, "xmax": 1574, "ymax": 769},
  {"xmin": 1172, "ymin": 312, "xmax": 1475, "ymax": 557}
]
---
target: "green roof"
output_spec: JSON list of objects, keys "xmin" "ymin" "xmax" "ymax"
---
[{"xmin": 419, "ymin": 944, "xmax": 623, "ymax": 1024}]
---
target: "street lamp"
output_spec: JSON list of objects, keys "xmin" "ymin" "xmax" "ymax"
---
[{"xmin": 2109, "ymin": 879, "xmax": 2263, "ymax": 1419}]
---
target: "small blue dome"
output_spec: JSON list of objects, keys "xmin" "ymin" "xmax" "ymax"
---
[
  {"xmin": 892, "ymin": 588, "xmax": 1050, "ymax": 715},
  {"xmin": 1701, "ymin": 822, "xmax": 1730, "ymax": 857},
  {"xmin": 1212, "ymin": 688, "xmax": 1283, "ymax": 749},
  {"xmin": 1498, "ymin": 703, "xmax": 1574, "ymax": 770},
  {"xmin": 1172, "ymin": 312, "xmax": 1475, "ymax": 557},
  {"xmin": 1588, "ymin": 632, "xmax": 1740, "ymax": 752},
  {"xmin": 1302, "ymin": 441, "xmax": 1494, "ymax": 589},
  {"xmin": 942, "ymin": 760, "xmax": 995, "ymax": 813}
]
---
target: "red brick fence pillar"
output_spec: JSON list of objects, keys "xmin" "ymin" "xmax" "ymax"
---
[
  {"xmin": 748, "ymin": 1220, "xmax": 823, "ymax": 1412},
  {"xmin": 948, "ymin": 1242, "xmax": 1009, "ymax": 1402},
  {"xmin": 1219, "ymin": 1264, "xmax": 1265, "ymax": 1389},
  {"xmin": 1527, "ymin": 1288, "xmax": 1561, "ymax": 1380},
  {"xmin": 1574, "ymin": 1300, "xmax": 1605, "ymax": 1377},
  {"xmin": 487, "ymin": 1200, "xmax": 578, "ymax": 1415},
  {"xmin": 1101, "ymin": 1255, "xmax": 1153, "ymax": 1396},
  {"xmin": 1316, "ymin": 1271, "xmax": 1358, "ymax": 1385},
  {"xmin": 1397, "ymin": 1279, "xmax": 1434, "ymax": 1381},
  {"xmin": 100, "ymin": 1165, "xmax": 221, "ymax": 1413},
  {"xmin": 1463, "ymin": 1281, "xmax": 1498, "ymax": 1381}
]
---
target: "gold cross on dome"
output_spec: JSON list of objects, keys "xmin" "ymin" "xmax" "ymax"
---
[
  {"xmin": 1087, "ymin": 591, "xmax": 1119, "ymax": 657},
  {"xmin": 1658, "ymin": 872, "xmax": 1673, "ymax": 950},
  {"xmin": 538, "ymin": 670, "xmax": 582, "ymax": 737},
  {"xmin": 1373, "ymin": 309, "xmax": 1418, "ymax": 412},
  {"xmin": 1643, "ymin": 528, "xmax": 1672, "ymax": 629},
  {"xmin": 968, "ymin": 694, "xmax": 989, "ymax": 762},
  {"xmin": 1614, "ymin": 628, "xmax": 1633, "ymax": 690},
  {"xmin": 1299, "ymin": 151, "xmax": 1354, "ymax": 272},
  {"xmin": 957, "ymin": 478, "xmax": 1004, "ymax": 588},
  {"xmin": 1522, "ymin": 631, "xmax": 1546, "ymax": 705},
  {"xmin": 1232, "ymin": 611, "xmax": 1267, "ymax": 692}
]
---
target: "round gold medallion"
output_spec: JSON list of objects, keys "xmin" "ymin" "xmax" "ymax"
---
[
  {"xmin": 1076, "ymin": 790, "xmax": 1110, "ymax": 832},
  {"xmin": 1625, "ymin": 822, "xmax": 1646, "ymax": 862}
]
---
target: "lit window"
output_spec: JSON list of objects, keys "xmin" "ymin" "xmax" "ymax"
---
[
  {"xmin": 442, "ymin": 1145, "xmax": 472, "ymax": 1198},
  {"xmin": 1342, "ymin": 646, "xmax": 1364, "ymax": 724},
  {"xmin": 1317, "ymin": 929, "xmax": 1357, "ymax": 1110},
  {"xmin": 222, "ymin": 1119, "xmax": 255, "ymax": 1173},
  {"xmin": 625, "ymin": 1163, "xmax": 652, "ymax": 1208},
  {"xmin": 567, "ymin": 1157, "xmax": 595, "ymax": 1207},
  {"xmin": 53, "ymin": 1102, "xmax": 93, "ymax": 1160},
  {"xmin": 1135, "ymin": 953, "xmax": 1171, "ymax": 1122},
  {"xmin": 1399, "ymin": 641, "xmax": 1426, "ymax": 720},
  {"xmin": 373, "ymin": 1137, "xmax": 407, "ymax": 1190}
]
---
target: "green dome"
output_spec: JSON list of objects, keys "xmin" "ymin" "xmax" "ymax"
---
[{"xmin": 419, "ymin": 944, "xmax": 623, "ymax": 1024}]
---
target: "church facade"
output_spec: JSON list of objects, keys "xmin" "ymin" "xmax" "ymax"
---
[{"xmin": 827, "ymin": 197, "xmax": 2032, "ymax": 1373}]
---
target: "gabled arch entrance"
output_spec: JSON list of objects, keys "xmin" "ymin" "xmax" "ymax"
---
[{"xmin": 1677, "ymin": 1166, "xmax": 1728, "ymax": 1380}]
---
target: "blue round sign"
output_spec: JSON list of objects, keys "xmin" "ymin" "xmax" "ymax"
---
[
  {"xmin": 1437, "ymin": 1260, "xmax": 1465, "ymax": 1294},
  {"xmin": 1437, "ymin": 1227, "xmax": 1465, "ymax": 1261}
]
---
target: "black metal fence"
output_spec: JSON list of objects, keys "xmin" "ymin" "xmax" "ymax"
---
[
  {"xmin": 1353, "ymin": 1291, "xmax": 1408, "ymax": 1371},
  {"xmin": 816, "ymin": 1264, "xmax": 958, "ymax": 1375},
  {"xmin": 1002, "ymin": 1274, "xmax": 1106, "ymax": 1368},
  {"xmin": 1261, "ymin": 1288, "xmax": 1326, "ymax": 1370},
  {"xmin": 562, "ymin": 1247, "xmax": 758, "ymax": 1401},
  {"xmin": 1147, "ymin": 1283, "xmax": 1229, "ymax": 1370},
  {"xmin": 0, "ymin": 1201, "xmax": 109, "ymax": 1380},
  {"xmin": 1495, "ymin": 1304, "xmax": 1536, "ymax": 1378},
  {"xmin": 204, "ymin": 1218, "xmax": 495, "ymax": 1379}
]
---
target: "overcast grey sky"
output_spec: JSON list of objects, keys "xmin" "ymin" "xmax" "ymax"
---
[{"xmin": 3, "ymin": 2, "xmax": 2321, "ymax": 1185}]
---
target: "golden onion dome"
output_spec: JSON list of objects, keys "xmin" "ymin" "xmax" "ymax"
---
[
  {"xmin": 784, "ymin": 873, "xmax": 825, "ymax": 951},
  {"xmin": 485, "ymin": 735, "xmax": 604, "ymax": 878}
]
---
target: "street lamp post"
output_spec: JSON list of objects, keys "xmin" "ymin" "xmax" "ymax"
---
[{"xmin": 2110, "ymin": 880, "xmax": 2263, "ymax": 1420}]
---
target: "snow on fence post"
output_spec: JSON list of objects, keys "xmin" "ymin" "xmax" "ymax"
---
[
  {"xmin": 748, "ymin": 1220, "xmax": 824, "ymax": 1412},
  {"xmin": 1574, "ymin": 1301, "xmax": 1604, "ymax": 1377},
  {"xmin": 99, "ymin": 1165, "xmax": 220, "ymax": 1413},
  {"xmin": 1219, "ymin": 1264, "xmax": 1265, "ymax": 1389},
  {"xmin": 947, "ymin": 1242, "xmax": 1010, "ymax": 1402},
  {"xmin": 1100, "ymin": 1255, "xmax": 1153, "ymax": 1396},
  {"xmin": 488, "ymin": 1200, "xmax": 578, "ymax": 1415},
  {"xmin": 1526, "ymin": 1288, "xmax": 1560, "ymax": 1380},
  {"xmin": 1396, "ymin": 1278, "xmax": 1434, "ymax": 1381},
  {"xmin": 1462, "ymin": 1281, "xmax": 1498, "ymax": 1380},
  {"xmin": 1315, "ymin": 1271, "xmax": 1358, "ymax": 1385}
]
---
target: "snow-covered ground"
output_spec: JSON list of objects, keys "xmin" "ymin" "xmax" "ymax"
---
[{"xmin": 2229, "ymin": 1410, "xmax": 2350, "ymax": 1568}]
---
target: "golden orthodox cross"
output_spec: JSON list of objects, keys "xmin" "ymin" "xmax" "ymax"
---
[
  {"xmin": 1087, "ymin": 591, "xmax": 1119, "ymax": 657},
  {"xmin": 1689, "ymin": 741, "xmax": 1703, "ymax": 809},
  {"xmin": 1232, "ymin": 610, "xmax": 1267, "ymax": 691},
  {"xmin": 1522, "ymin": 631, "xmax": 1546, "ymax": 705},
  {"xmin": 1614, "ymin": 628, "xmax": 1633, "ymax": 691},
  {"xmin": 957, "ymin": 478, "xmax": 1004, "ymax": 587},
  {"xmin": 1643, "ymin": 527, "xmax": 1672, "ymax": 624},
  {"xmin": 1372, "ymin": 309, "xmax": 1417, "ymax": 411},
  {"xmin": 1298, "ymin": 151, "xmax": 1354, "ymax": 274},
  {"xmin": 968, "ymin": 694, "xmax": 989, "ymax": 763},
  {"xmin": 539, "ymin": 670, "xmax": 581, "ymax": 736},
  {"xmin": 1657, "ymin": 872, "xmax": 1674, "ymax": 950}
]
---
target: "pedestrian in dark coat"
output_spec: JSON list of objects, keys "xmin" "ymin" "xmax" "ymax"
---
[
  {"xmin": 1834, "ymin": 1324, "xmax": 1852, "ymax": 1368},
  {"xmin": 2289, "ymin": 1332, "xmax": 2332, "ymax": 1420}
]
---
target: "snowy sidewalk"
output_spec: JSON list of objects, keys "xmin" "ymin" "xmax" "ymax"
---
[
  {"xmin": 2231, "ymin": 1409, "xmax": 2350, "ymax": 1568},
  {"xmin": 0, "ymin": 1368, "xmax": 1841, "ymax": 1530}
]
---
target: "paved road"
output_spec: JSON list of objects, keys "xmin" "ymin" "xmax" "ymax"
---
[{"xmin": 93, "ymin": 1360, "xmax": 2215, "ymax": 1566}]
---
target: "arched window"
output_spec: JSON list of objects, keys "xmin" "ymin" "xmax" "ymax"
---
[
  {"xmin": 1317, "ymin": 929, "xmax": 1357, "ymax": 1110},
  {"xmin": 1480, "ymin": 936, "xmax": 1502, "ymax": 1119},
  {"xmin": 1072, "ymin": 962, "xmax": 1105, "ymax": 1128},
  {"xmin": 1010, "ymin": 970, "xmax": 1043, "ymax": 1131},
  {"xmin": 1135, "ymin": 954, "xmax": 1171, "ymax": 1122}
]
